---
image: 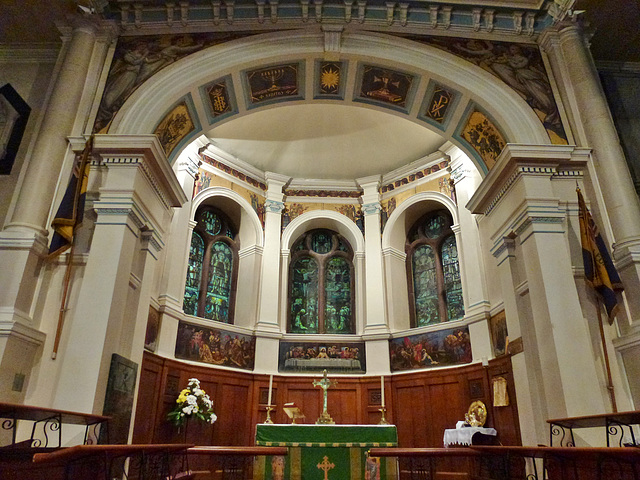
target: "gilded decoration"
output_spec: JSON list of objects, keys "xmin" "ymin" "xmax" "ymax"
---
[
  {"xmin": 154, "ymin": 101, "xmax": 195, "ymax": 155},
  {"xmin": 318, "ymin": 61, "xmax": 343, "ymax": 96},
  {"xmin": 400, "ymin": 35, "xmax": 568, "ymax": 144},
  {"xmin": 250, "ymin": 193, "xmax": 266, "ymax": 228},
  {"xmin": 425, "ymin": 86, "xmax": 455, "ymax": 124},
  {"xmin": 380, "ymin": 160, "xmax": 449, "ymax": 193},
  {"xmin": 380, "ymin": 197, "xmax": 397, "ymax": 233},
  {"xmin": 358, "ymin": 66, "xmax": 414, "ymax": 109},
  {"xmin": 246, "ymin": 63, "xmax": 300, "ymax": 104},
  {"xmin": 461, "ymin": 110, "xmax": 506, "ymax": 171},
  {"xmin": 201, "ymin": 155, "xmax": 267, "ymax": 190},
  {"xmin": 94, "ymin": 32, "xmax": 253, "ymax": 133},
  {"xmin": 282, "ymin": 203, "xmax": 307, "ymax": 231},
  {"xmin": 336, "ymin": 205, "xmax": 365, "ymax": 235},
  {"xmin": 205, "ymin": 78, "xmax": 233, "ymax": 117}
]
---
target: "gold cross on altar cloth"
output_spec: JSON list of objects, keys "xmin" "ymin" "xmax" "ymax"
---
[{"xmin": 317, "ymin": 456, "xmax": 335, "ymax": 480}]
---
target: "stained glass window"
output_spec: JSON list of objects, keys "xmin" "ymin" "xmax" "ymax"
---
[
  {"xmin": 442, "ymin": 235, "xmax": 464, "ymax": 321},
  {"xmin": 289, "ymin": 229, "xmax": 354, "ymax": 334},
  {"xmin": 407, "ymin": 210, "xmax": 464, "ymax": 327},
  {"xmin": 290, "ymin": 257, "xmax": 319, "ymax": 333},
  {"xmin": 183, "ymin": 207, "xmax": 238, "ymax": 323},
  {"xmin": 184, "ymin": 232, "xmax": 204, "ymax": 316}
]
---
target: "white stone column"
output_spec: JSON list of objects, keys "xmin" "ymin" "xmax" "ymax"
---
[
  {"xmin": 52, "ymin": 135, "xmax": 186, "ymax": 416},
  {"xmin": 540, "ymin": 23, "xmax": 640, "ymax": 325},
  {"xmin": 8, "ymin": 18, "xmax": 100, "ymax": 233},
  {"xmin": 156, "ymin": 153, "xmax": 200, "ymax": 318},
  {"xmin": 256, "ymin": 172, "xmax": 289, "ymax": 332},
  {"xmin": 468, "ymin": 144, "xmax": 611, "ymax": 445},
  {"xmin": 358, "ymin": 175, "xmax": 388, "ymax": 335},
  {"xmin": 0, "ymin": 18, "xmax": 103, "ymax": 400}
]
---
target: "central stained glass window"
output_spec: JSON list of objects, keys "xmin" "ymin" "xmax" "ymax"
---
[
  {"xmin": 406, "ymin": 210, "xmax": 464, "ymax": 327},
  {"xmin": 183, "ymin": 207, "xmax": 238, "ymax": 323},
  {"xmin": 289, "ymin": 229, "xmax": 355, "ymax": 334}
]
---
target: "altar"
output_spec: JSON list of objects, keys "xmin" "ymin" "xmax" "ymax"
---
[{"xmin": 254, "ymin": 424, "xmax": 398, "ymax": 480}]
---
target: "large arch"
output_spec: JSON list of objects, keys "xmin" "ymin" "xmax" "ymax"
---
[{"xmin": 109, "ymin": 30, "xmax": 550, "ymax": 175}]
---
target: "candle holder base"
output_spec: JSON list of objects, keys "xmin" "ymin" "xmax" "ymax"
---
[
  {"xmin": 378, "ymin": 407, "xmax": 390, "ymax": 425},
  {"xmin": 264, "ymin": 406, "xmax": 275, "ymax": 424}
]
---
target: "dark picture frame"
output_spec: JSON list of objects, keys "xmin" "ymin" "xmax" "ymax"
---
[{"xmin": 0, "ymin": 83, "xmax": 31, "ymax": 175}]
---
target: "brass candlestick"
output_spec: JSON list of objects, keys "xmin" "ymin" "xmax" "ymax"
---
[
  {"xmin": 378, "ymin": 407, "xmax": 390, "ymax": 425},
  {"xmin": 264, "ymin": 405, "xmax": 275, "ymax": 424}
]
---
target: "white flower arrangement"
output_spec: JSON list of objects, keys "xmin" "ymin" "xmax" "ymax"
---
[{"xmin": 168, "ymin": 378, "xmax": 217, "ymax": 426}]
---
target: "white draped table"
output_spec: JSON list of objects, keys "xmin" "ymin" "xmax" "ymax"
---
[{"xmin": 443, "ymin": 426, "xmax": 497, "ymax": 447}]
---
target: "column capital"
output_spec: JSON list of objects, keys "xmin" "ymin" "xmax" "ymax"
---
[
  {"xmin": 466, "ymin": 144, "xmax": 588, "ymax": 216},
  {"xmin": 362, "ymin": 202, "xmax": 382, "ymax": 216},
  {"xmin": 92, "ymin": 134, "xmax": 188, "ymax": 209},
  {"xmin": 265, "ymin": 199, "xmax": 285, "ymax": 214}
]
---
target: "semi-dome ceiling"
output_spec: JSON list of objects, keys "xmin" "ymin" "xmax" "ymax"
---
[{"xmin": 206, "ymin": 104, "xmax": 447, "ymax": 180}]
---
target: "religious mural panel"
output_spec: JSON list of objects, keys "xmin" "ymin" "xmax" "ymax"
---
[
  {"xmin": 153, "ymin": 99, "xmax": 196, "ymax": 156},
  {"xmin": 357, "ymin": 65, "xmax": 415, "ymax": 109},
  {"xmin": 200, "ymin": 75, "xmax": 237, "ymax": 123},
  {"xmin": 279, "ymin": 341, "xmax": 366, "ymax": 373},
  {"xmin": 460, "ymin": 109, "xmax": 506, "ymax": 171},
  {"xmin": 490, "ymin": 310, "xmax": 509, "ymax": 357},
  {"xmin": 175, "ymin": 320, "xmax": 256, "ymax": 370},
  {"xmin": 400, "ymin": 35, "xmax": 569, "ymax": 144},
  {"xmin": 144, "ymin": 305, "xmax": 161, "ymax": 352},
  {"xmin": 389, "ymin": 326, "xmax": 472, "ymax": 371},
  {"xmin": 316, "ymin": 61, "xmax": 345, "ymax": 97},
  {"xmin": 93, "ymin": 32, "xmax": 255, "ymax": 133},
  {"xmin": 245, "ymin": 63, "xmax": 302, "ymax": 105},
  {"xmin": 423, "ymin": 85, "xmax": 455, "ymax": 124}
]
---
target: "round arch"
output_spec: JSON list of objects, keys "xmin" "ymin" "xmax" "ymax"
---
[
  {"xmin": 382, "ymin": 191, "xmax": 459, "ymax": 252},
  {"xmin": 109, "ymin": 30, "xmax": 550, "ymax": 175},
  {"xmin": 282, "ymin": 209, "xmax": 365, "ymax": 253},
  {"xmin": 192, "ymin": 186, "xmax": 264, "ymax": 248}
]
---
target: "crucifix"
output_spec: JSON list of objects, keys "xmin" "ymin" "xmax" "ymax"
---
[
  {"xmin": 313, "ymin": 369, "xmax": 337, "ymax": 424},
  {"xmin": 316, "ymin": 455, "xmax": 335, "ymax": 480}
]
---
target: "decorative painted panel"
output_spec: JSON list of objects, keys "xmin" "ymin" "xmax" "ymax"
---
[
  {"xmin": 154, "ymin": 99, "xmax": 196, "ymax": 156},
  {"xmin": 389, "ymin": 326, "xmax": 472, "ymax": 371},
  {"xmin": 460, "ymin": 108, "xmax": 506, "ymax": 171},
  {"xmin": 245, "ymin": 63, "xmax": 302, "ymax": 106},
  {"xmin": 357, "ymin": 65, "xmax": 415, "ymax": 110},
  {"xmin": 175, "ymin": 321, "xmax": 256, "ymax": 370},
  {"xmin": 279, "ymin": 341, "xmax": 366, "ymax": 373}
]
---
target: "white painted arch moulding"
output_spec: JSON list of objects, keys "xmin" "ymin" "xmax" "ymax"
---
[
  {"xmin": 111, "ymin": 30, "xmax": 549, "ymax": 159},
  {"xmin": 281, "ymin": 209, "xmax": 365, "ymax": 253},
  {"xmin": 191, "ymin": 186, "xmax": 264, "ymax": 248},
  {"xmin": 381, "ymin": 191, "xmax": 459, "ymax": 251}
]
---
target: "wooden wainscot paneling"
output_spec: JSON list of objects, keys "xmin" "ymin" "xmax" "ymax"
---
[{"xmin": 133, "ymin": 352, "xmax": 521, "ymax": 449}]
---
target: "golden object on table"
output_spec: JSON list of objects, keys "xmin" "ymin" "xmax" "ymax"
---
[
  {"xmin": 283, "ymin": 402, "xmax": 305, "ymax": 424},
  {"xmin": 465, "ymin": 400, "xmax": 487, "ymax": 427}
]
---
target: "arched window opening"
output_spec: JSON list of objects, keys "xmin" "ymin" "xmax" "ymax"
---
[
  {"xmin": 183, "ymin": 207, "xmax": 239, "ymax": 323},
  {"xmin": 289, "ymin": 229, "xmax": 355, "ymax": 334},
  {"xmin": 406, "ymin": 210, "xmax": 464, "ymax": 327}
]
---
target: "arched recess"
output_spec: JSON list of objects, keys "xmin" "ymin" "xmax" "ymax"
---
[
  {"xmin": 281, "ymin": 210, "xmax": 366, "ymax": 334},
  {"xmin": 190, "ymin": 186, "xmax": 264, "ymax": 328},
  {"xmin": 109, "ymin": 30, "xmax": 550, "ymax": 175},
  {"xmin": 381, "ymin": 191, "xmax": 466, "ymax": 332}
]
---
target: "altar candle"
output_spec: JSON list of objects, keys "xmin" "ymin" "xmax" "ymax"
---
[
  {"xmin": 380, "ymin": 376, "xmax": 385, "ymax": 407},
  {"xmin": 267, "ymin": 374, "xmax": 273, "ymax": 406}
]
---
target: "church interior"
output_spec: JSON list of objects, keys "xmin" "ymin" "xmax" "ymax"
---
[{"xmin": 1, "ymin": 0, "xmax": 639, "ymax": 478}]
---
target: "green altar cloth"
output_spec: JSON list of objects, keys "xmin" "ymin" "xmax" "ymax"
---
[{"xmin": 254, "ymin": 424, "xmax": 398, "ymax": 480}]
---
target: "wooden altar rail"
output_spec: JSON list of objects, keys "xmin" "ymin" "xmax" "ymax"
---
[
  {"xmin": 0, "ymin": 401, "xmax": 110, "ymax": 448},
  {"xmin": 368, "ymin": 446, "xmax": 640, "ymax": 480},
  {"xmin": 24, "ymin": 444, "xmax": 288, "ymax": 480},
  {"xmin": 187, "ymin": 446, "xmax": 289, "ymax": 480}
]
